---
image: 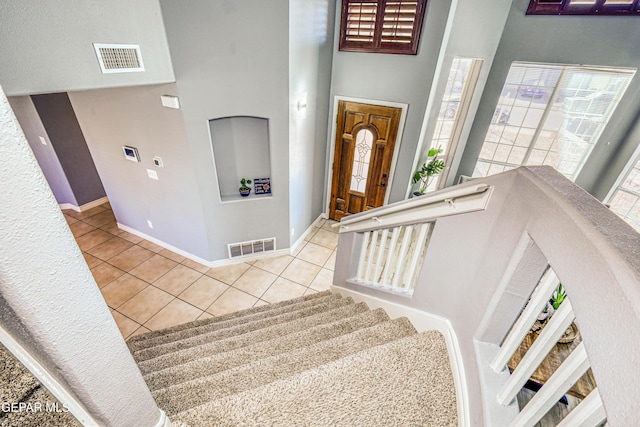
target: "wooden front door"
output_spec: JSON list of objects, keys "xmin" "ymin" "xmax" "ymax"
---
[{"xmin": 329, "ymin": 101, "xmax": 402, "ymax": 221}]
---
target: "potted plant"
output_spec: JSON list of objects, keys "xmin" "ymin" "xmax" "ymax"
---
[
  {"xmin": 239, "ymin": 178, "xmax": 252, "ymax": 197},
  {"xmin": 411, "ymin": 147, "xmax": 445, "ymax": 196}
]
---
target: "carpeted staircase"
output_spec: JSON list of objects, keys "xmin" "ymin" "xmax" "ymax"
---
[{"xmin": 128, "ymin": 290, "xmax": 458, "ymax": 426}]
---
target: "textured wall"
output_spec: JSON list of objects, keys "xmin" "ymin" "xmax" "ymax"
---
[{"xmin": 0, "ymin": 86, "xmax": 163, "ymax": 426}]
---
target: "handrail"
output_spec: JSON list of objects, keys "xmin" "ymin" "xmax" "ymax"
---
[{"xmin": 333, "ymin": 183, "xmax": 492, "ymax": 234}]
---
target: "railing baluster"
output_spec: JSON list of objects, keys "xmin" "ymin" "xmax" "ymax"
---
[
  {"xmin": 497, "ymin": 299, "xmax": 575, "ymax": 406},
  {"xmin": 381, "ymin": 227, "xmax": 401, "ymax": 286},
  {"xmin": 391, "ymin": 225, "xmax": 414, "ymax": 290},
  {"xmin": 491, "ymin": 269, "xmax": 560, "ymax": 373},
  {"xmin": 509, "ymin": 343, "xmax": 590, "ymax": 427},
  {"xmin": 402, "ymin": 223, "xmax": 430, "ymax": 292},
  {"xmin": 556, "ymin": 388, "xmax": 606, "ymax": 427},
  {"xmin": 356, "ymin": 231, "xmax": 370, "ymax": 281},
  {"xmin": 364, "ymin": 230, "xmax": 379, "ymax": 282},
  {"xmin": 373, "ymin": 229, "xmax": 389, "ymax": 283}
]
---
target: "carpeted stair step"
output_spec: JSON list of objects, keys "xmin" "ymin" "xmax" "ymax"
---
[
  {"xmin": 153, "ymin": 317, "xmax": 418, "ymax": 415},
  {"xmin": 143, "ymin": 308, "xmax": 391, "ymax": 392},
  {"xmin": 171, "ymin": 330, "xmax": 457, "ymax": 427},
  {"xmin": 133, "ymin": 295, "xmax": 352, "ymax": 364},
  {"xmin": 138, "ymin": 300, "xmax": 369, "ymax": 375},
  {"xmin": 129, "ymin": 291, "xmax": 338, "ymax": 353}
]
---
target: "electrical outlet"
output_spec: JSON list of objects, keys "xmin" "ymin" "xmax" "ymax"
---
[
  {"xmin": 147, "ymin": 169, "xmax": 159, "ymax": 180},
  {"xmin": 147, "ymin": 220, "xmax": 153, "ymax": 229}
]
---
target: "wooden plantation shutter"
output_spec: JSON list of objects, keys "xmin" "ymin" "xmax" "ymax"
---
[
  {"xmin": 527, "ymin": 0, "xmax": 640, "ymax": 15},
  {"xmin": 339, "ymin": 0, "xmax": 427, "ymax": 55}
]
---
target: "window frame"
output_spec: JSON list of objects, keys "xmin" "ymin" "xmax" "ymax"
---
[
  {"xmin": 527, "ymin": 0, "xmax": 640, "ymax": 16},
  {"xmin": 339, "ymin": 0, "xmax": 428, "ymax": 55}
]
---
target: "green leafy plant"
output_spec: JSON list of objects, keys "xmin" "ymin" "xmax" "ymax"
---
[
  {"xmin": 550, "ymin": 284, "xmax": 567, "ymax": 310},
  {"xmin": 412, "ymin": 147, "xmax": 445, "ymax": 195},
  {"xmin": 240, "ymin": 178, "xmax": 252, "ymax": 190}
]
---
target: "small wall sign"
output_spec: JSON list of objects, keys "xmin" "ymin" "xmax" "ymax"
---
[{"xmin": 254, "ymin": 178, "xmax": 271, "ymax": 195}]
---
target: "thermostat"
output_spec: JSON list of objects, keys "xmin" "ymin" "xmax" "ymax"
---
[{"xmin": 153, "ymin": 157, "xmax": 164, "ymax": 168}]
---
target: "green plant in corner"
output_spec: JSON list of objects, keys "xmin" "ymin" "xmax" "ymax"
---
[
  {"xmin": 550, "ymin": 283, "xmax": 567, "ymax": 310},
  {"xmin": 412, "ymin": 147, "xmax": 445, "ymax": 195},
  {"xmin": 239, "ymin": 178, "xmax": 252, "ymax": 197}
]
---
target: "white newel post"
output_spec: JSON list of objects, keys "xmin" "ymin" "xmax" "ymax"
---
[{"xmin": 0, "ymin": 86, "xmax": 168, "ymax": 426}]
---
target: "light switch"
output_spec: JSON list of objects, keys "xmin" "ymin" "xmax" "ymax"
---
[
  {"xmin": 153, "ymin": 156, "xmax": 164, "ymax": 167},
  {"xmin": 147, "ymin": 169, "xmax": 159, "ymax": 180}
]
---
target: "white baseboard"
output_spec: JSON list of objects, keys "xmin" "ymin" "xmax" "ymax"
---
[
  {"xmin": 330, "ymin": 286, "xmax": 471, "ymax": 427},
  {"xmin": 59, "ymin": 197, "xmax": 109, "ymax": 213},
  {"xmin": 291, "ymin": 213, "xmax": 327, "ymax": 252},
  {"xmin": 0, "ymin": 325, "xmax": 99, "ymax": 426},
  {"xmin": 117, "ymin": 223, "xmax": 290, "ymax": 269}
]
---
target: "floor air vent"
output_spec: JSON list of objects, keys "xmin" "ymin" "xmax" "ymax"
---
[
  {"xmin": 228, "ymin": 238, "xmax": 276, "ymax": 259},
  {"xmin": 93, "ymin": 43, "xmax": 144, "ymax": 73}
]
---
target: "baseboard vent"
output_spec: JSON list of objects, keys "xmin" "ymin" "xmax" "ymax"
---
[
  {"xmin": 93, "ymin": 43, "xmax": 144, "ymax": 73},
  {"xmin": 228, "ymin": 238, "xmax": 276, "ymax": 259}
]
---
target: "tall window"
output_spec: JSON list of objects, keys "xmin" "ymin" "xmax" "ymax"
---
[
  {"xmin": 474, "ymin": 62, "xmax": 634, "ymax": 181},
  {"xmin": 339, "ymin": 0, "xmax": 427, "ymax": 55},
  {"xmin": 607, "ymin": 153, "xmax": 640, "ymax": 232},
  {"xmin": 527, "ymin": 0, "xmax": 640, "ymax": 15}
]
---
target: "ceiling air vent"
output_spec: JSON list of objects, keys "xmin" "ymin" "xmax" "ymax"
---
[
  {"xmin": 228, "ymin": 238, "xmax": 276, "ymax": 259},
  {"xmin": 93, "ymin": 43, "xmax": 144, "ymax": 74}
]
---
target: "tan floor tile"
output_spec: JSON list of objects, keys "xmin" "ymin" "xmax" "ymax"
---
[
  {"xmin": 69, "ymin": 221, "xmax": 96, "ymax": 238},
  {"xmin": 138, "ymin": 240, "xmax": 164, "ymax": 253},
  {"xmin": 129, "ymin": 254, "xmax": 178, "ymax": 283},
  {"xmin": 324, "ymin": 251, "xmax": 337, "ymax": 271},
  {"xmin": 296, "ymin": 242, "xmax": 333, "ymax": 267},
  {"xmin": 322, "ymin": 220, "xmax": 339, "ymax": 231},
  {"xmin": 205, "ymin": 263, "xmax": 251, "ymax": 285},
  {"xmin": 118, "ymin": 231, "xmax": 143, "ymax": 244},
  {"xmin": 118, "ymin": 286, "xmax": 174, "ymax": 324},
  {"xmin": 91, "ymin": 263, "xmax": 126, "ymax": 288},
  {"xmin": 129, "ymin": 326, "xmax": 151, "ymax": 339},
  {"xmin": 63, "ymin": 214, "xmax": 79, "ymax": 225},
  {"xmin": 198, "ymin": 312, "xmax": 214, "ymax": 320},
  {"xmin": 206, "ymin": 287, "xmax": 258, "ymax": 316},
  {"xmin": 310, "ymin": 268, "xmax": 334, "ymax": 292},
  {"xmin": 261, "ymin": 277, "xmax": 307, "ymax": 304},
  {"xmin": 304, "ymin": 287, "xmax": 319, "ymax": 296},
  {"xmin": 291, "ymin": 241, "xmax": 306, "ymax": 257},
  {"xmin": 100, "ymin": 274, "xmax": 148, "ymax": 308},
  {"xmin": 310, "ymin": 228, "xmax": 339, "ymax": 250},
  {"xmin": 181, "ymin": 258, "xmax": 209, "ymax": 274},
  {"xmin": 254, "ymin": 299, "xmax": 269, "ymax": 308},
  {"xmin": 159, "ymin": 249, "xmax": 186, "ymax": 263},
  {"xmin": 253, "ymin": 255, "xmax": 294, "ymax": 275},
  {"xmin": 179, "ymin": 276, "xmax": 229, "ymax": 310},
  {"xmin": 111, "ymin": 310, "xmax": 140, "ymax": 339},
  {"xmin": 108, "ymin": 245, "xmax": 155, "ymax": 272},
  {"xmin": 86, "ymin": 237, "xmax": 134, "ymax": 261},
  {"xmin": 280, "ymin": 258, "xmax": 321, "ymax": 286},
  {"xmin": 99, "ymin": 222, "xmax": 124, "ymax": 236},
  {"xmin": 144, "ymin": 299, "xmax": 202, "ymax": 331},
  {"xmin": 153, "ymin": 264, "xmax": 202, "ymax": 295},
  {"xmin": 232, "ymin": 266, "xmax": 278, "ymax": 298},
  {"xmin": 83, "ymin": 210, "xmax": 116, "ymax": 228},
  {"xmin": 304, "ymin": 226, "xmax": 320, "ymax": 241},
  {"xmin": 76, "ymin": 229, "xmax": 114, "ymax": 251},
  {"xmin": 78, "ymin": 205, "xmax": 107, "ymax": 218},
  {"xmin": 83, "ymin": 253, "xmax": 103, "ymax": 269}
]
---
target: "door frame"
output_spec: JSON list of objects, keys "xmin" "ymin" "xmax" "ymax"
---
[{"xmin": 324, "ymin": 96, "xmax": 408, "ymax": 216}]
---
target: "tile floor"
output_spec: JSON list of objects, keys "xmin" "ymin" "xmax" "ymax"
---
[{"xmin": 63, "ymin": 202, "xmax": 338, "ymax": 340}]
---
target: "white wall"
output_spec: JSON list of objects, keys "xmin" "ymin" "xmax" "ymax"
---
[
  {"xmin": 69, "ymin": 84, "xmax": 211, "ymax": 260},
  {"xmin": 8, "ymin": 96, "xmax": 77, "ymax": 206},
  {"xmin": 160, "ymin": 0, "xmax": 292, "ymax": 260},
  {"xmin": 289, "ymin": 0, "xmax": 336, "ymax": 244},
  {"xmin": 0, "ymin": 0, "xmax": 175, "ymax": 96}
]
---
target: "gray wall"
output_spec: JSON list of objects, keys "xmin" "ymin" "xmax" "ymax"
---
[
  {"xmin": 0, "ymin": 0, "xmax": 174, "ymax": 96},
  {"xmin": 456, "ymin": 0, "xmax": 640, "ymax": 199},
  {"xmin": 160, "ymin": 0, "xmax": 291, "ymax": 259},
  {"xmin": 327, "ymin": 0, "xmax": 451, "ymax": 204},
  {"xmin": 32, "ymin": 93, "xmax": 106, "ymax": 206},
  {"xmin": 8, "ymin": 96, "xmax": 77, "ymax": 206},
  {"xmin": 289, "ymin": 0, "xmax": 336, "ymax": 244},
  {"xmin": 69, "ymin": 84, "xmax": 211, "ymax": 259}
]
